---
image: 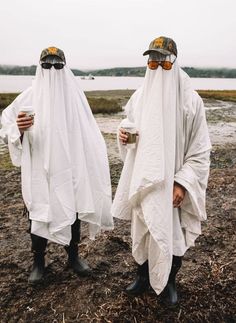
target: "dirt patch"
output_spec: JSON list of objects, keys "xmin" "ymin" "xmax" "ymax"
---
[{"xmin": 0, "ymin": 139, "xmax": 235, "ymax": 322}]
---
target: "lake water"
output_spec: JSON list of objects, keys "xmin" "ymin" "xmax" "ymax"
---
[{"xmin": 0, "ymin": 75, "xmax": 235, "ymax": 93}]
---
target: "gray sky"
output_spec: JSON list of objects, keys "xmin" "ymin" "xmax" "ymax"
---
[{"xmin": 1, "ymin": 0, "xmax": 235, "ymax": 69}]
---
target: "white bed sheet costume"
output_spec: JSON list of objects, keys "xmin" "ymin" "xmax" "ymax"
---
[
  {"xmin": 1, "ymin": 57, "xmax": 113, "ymax": 246},
  {"xmin": 111, "ymin": 39, "xmax": 211, "ymax": 296}
]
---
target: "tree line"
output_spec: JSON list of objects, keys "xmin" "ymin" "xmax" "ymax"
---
[{"xmin": 0, "ymin": 65, "xmax": 236, "ymax": 78}]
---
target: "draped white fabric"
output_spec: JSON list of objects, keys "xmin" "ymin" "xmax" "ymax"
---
[
  {"xmin": 1, "ymin": 66, "xmax": 113, "ymax": 245},
  {"xmin": 111, "ymin": 63, "xmax": 211, "ymax": 295}
]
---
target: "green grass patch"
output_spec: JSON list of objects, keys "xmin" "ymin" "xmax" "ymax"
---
[
  {"xmin": 0, "ymin": 152, "xmax": 15, "ymax": 170},
  {"xmin": 0, "ymin": 93, "xmax": 18, "ymax": 111}
]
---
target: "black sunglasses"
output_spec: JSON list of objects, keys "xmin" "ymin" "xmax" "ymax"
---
[{"xmin": 41, "ymin": 62, "xmax": 65, "ymax": 70}]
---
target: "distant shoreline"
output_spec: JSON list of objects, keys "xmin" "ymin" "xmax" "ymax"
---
[{"xmin": 1, "ymin": 65, "xmax": 236, "ymax": 78}]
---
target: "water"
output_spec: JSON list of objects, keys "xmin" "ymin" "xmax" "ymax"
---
[{"xmin": 0, "ymin": 75, "xmax": 235, "ymax": 93}]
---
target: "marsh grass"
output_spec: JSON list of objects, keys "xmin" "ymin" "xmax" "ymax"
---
[
  {"xmin": 0, "ymin": 92, "xmax": 123, "ymax": 114},
  {"xmin": 0, "ymin": 93, "xmax": 18, "ymax": 111},
  {"xmin": 87, "ymin": 97, "xmax": 121, "ymax": 114},
  {"xmin": 0, "ymin": 152, "xmax": 15, "ymax": 170},
  {"xmin": 1, "ymin": 90, "xmax": 236, "ymax": 114},
  {"xmin": 197, "ymin": 90, "xmax": 236, "ymax": 102},
  {"xmin": 85, "ymin": 90, "xmax": 135, "ymax": 113}
]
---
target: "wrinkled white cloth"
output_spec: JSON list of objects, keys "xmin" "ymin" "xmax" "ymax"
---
[
  {"xmin": 111, "ymin": 62, "xmax": 211, "ymax": 295},
  {"xmin": 1, "ymin": 66, "xmax": 113, "ymax": 245}
]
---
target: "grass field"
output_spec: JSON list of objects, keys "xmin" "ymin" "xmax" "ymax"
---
[
  {"xmin": 197, "ymin": 90, "xmax": 236, "ymax": 102},
  {"xmin": 0, "ymin": 90, "xmax": 236, "ymax": 114},
  {"xmin": 0, "ymin": 92, "xmax": 122, "ymax": 114}
]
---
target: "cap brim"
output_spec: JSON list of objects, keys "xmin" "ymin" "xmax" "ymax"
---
[
  {"xmin": 143, "ymin": 48, "xmax": 172, "ymax": 56},
  {"xmin": 40, "ymin": 54, "xmax": 65, "ymax": 63}
]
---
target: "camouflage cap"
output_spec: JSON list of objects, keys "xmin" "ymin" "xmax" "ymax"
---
[
  {"xmin": 40, "ymin": 46, "xmax": 66, "ymax": 63},
  {"xmin": 143, "ymin": 36, "xmax": 177, "ymax": 57}
]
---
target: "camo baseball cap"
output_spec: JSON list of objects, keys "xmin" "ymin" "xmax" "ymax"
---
[
  {"xmin": 143, "ymin": 36, "xmax": 177, "ymax": 57},
  {"xmin": 40, "ymin": 46, "xmax": 66, "ymax": 63}
]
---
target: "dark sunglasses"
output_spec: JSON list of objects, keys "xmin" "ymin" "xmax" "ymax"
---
[
  {"xmin": 147, "ymin": 57, "xmax": 176, "ymax": 71},
  {"xmin": 41, "ymin": 62, "xmax": 65, "ymax": 70}
]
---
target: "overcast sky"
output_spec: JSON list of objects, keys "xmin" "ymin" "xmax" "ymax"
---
[{"xmin": 0, "ymin": 0, "xmax": 235, "ymax": 70}]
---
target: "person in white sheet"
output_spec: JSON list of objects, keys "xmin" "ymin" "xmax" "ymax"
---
[
  {"xmin": 0, "ymin": 47, "xmax": 113, "ymax": 284},
  {"xmin": 111, "ymin": 36, "xmax": 211, "ymax": 305}
]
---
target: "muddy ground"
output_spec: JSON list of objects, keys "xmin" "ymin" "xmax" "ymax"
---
[{"xmin": 0, "ymin": 102, "xmax": 236, "ymax": 322}]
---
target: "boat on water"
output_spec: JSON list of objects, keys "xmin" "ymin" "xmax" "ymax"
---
[{"xmin": 80, "ymin": 74, "xmax": 95, "ymax": 80}]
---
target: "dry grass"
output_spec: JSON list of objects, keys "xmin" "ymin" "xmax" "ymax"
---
[
  {"xmin": 86, "ymin": 97, "xmax": 121, "ymax": 114},
  {"xmin": 0, "ymin": 93, "xmax": 18, "ymax": 111},
  {"xmin": 1, "ymin": 90, "xmax": 236, "ymax": 115},
  {"xmin": 0, "ymin": 152, "xmax": 15, "ymax": 170},
  {"xmin": 0, "ymin": 92, "xmax": 122, "ymax": 114},
  {"xmin": 0, "ymin": 90, "xmax": 136, "ymax": 114},
  {"xmin": 197, "ymin": 90, "xmax": 236, "ymax": 102}
]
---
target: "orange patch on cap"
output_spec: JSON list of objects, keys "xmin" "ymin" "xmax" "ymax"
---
[
  {"xmin": 154, "ymin": 37, "xmax": 164, "ymax": 48},
  {"xmin": 48, "ymin": 47, "xmax": 58, "ymax": 55}
]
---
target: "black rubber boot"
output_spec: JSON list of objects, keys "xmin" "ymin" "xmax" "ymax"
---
[
  {"xmin": 65, "ymin": 217, "xmax": 91, "ymax": 276},
  {"xmin": 162, "ymin": 256, "xmax": 182, "ymax": 306},
  {"xmin": 65, "ymin": 241, "xmax": 91, "ymax": 276},
  {"xmin": 28, "ymin": 234, "xmax": 47, "ymax": 284},
  {"xmin": 125, "ymin": 261, "xmax": 150, "ymax": 296}
]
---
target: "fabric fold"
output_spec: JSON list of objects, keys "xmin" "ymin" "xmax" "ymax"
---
[
  {"xmin": 111, "ymin": 63, "xmax": 211, "ymax": 295},
  {"xmin": 1, "ymin": 66, "xmax": 113, "ymax": 245}
]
